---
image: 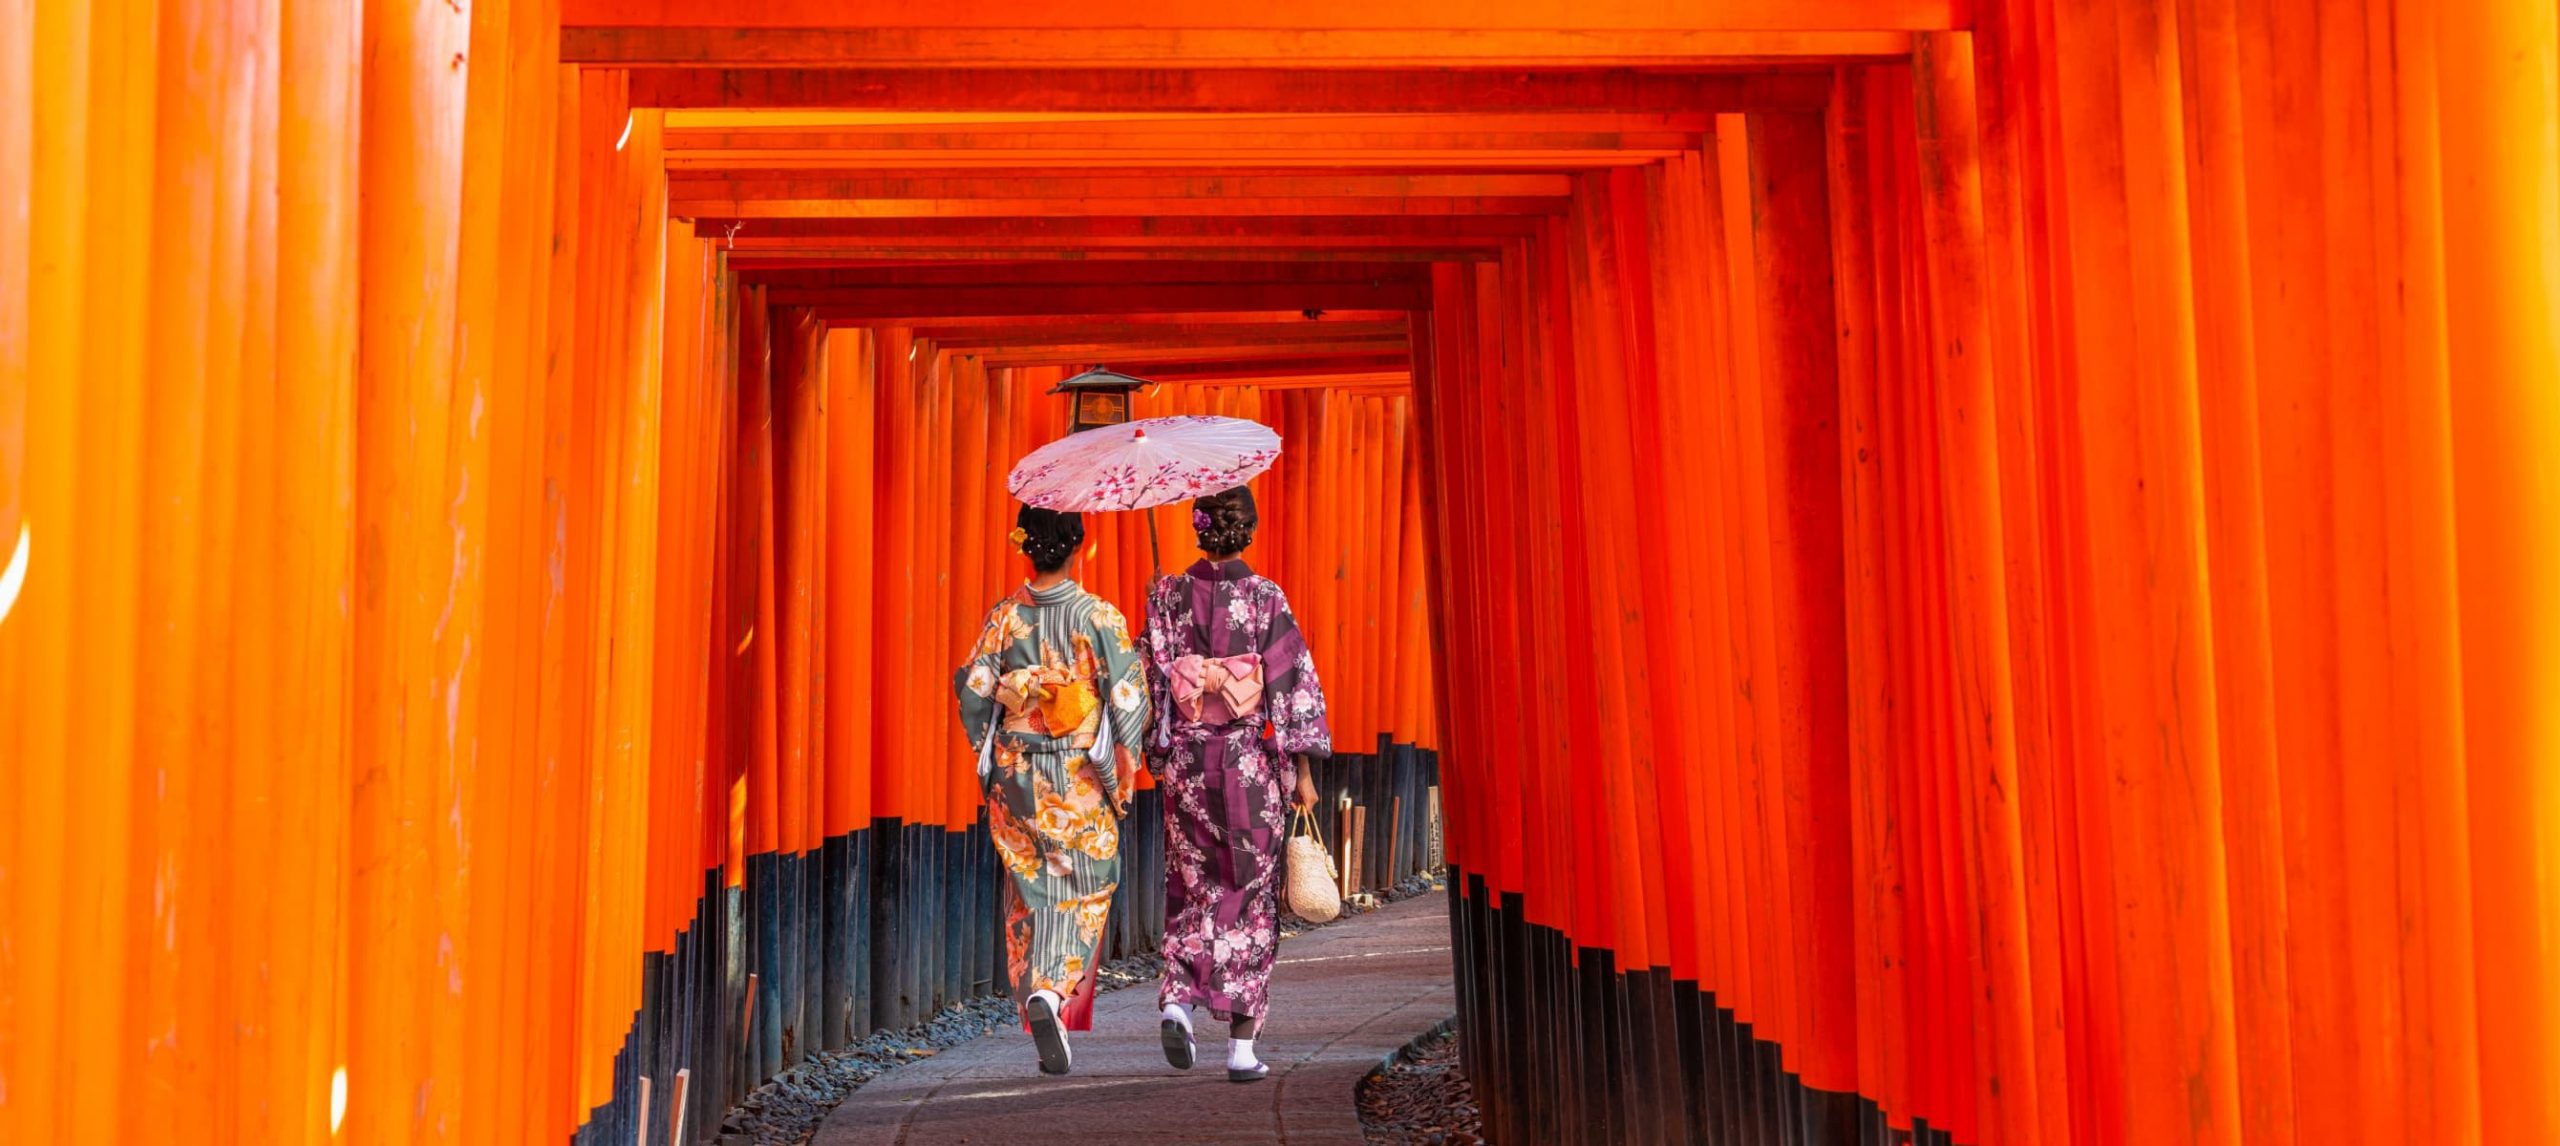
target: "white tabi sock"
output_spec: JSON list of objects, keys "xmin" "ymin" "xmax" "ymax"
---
[
  {"xmin": 1227, "ymin": 1036, "xmax": 1259, "ymax": 1070},
  {"xmin": 1161, "ymin": 1003, "xmax": 1192, "ymax": 1031}
]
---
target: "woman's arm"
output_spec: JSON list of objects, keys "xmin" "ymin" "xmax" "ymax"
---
[
  {"xmin": 953, "ymin": 600, "xmax": 1016, "ymax": 750},
  {"xmin": 1139, "ymin": 576, "xmax": 1184, "ymax": 763},
  {"xmin": 1091, "ymin": 600, "xmax": 1149, "ymax": 816},
  {"xmin": 1258, "ymin": 582, "xmax": 1332, "ymax": 759}
]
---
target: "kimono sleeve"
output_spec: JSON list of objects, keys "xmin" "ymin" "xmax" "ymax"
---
[
  {"xmin": 1088, "ymin": 599, "xmax": 1150, "ymax": 812},
  {"xmin": 952, "ymin": 599, "xmax": 1014, "ymax": 751},
  {"xmin": 1259, "ymin": 581, "xmax": 1332, "ymax": 757},
  {"xmin": 1140, "ymin": 575, "xmax": 1182, "ymax": 758}
]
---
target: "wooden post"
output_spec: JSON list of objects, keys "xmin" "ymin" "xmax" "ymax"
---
[
  {"xmin": 1341, "ymin": 803, "xmax": 1361, "ymax": 900},
  {"xmin": 667, "ymin": 1069, "xmax": 691, "ymax": 1146},
  {"xmin": 1350, "ymin": 805, "xmax": 1369, "ymax": 896},
  {"xmin": 633, "ymin": 1076, "xmax": 650, "ymax": 1146},
  {"xmin": 1426, "ymin": 787, "xmax": 1443, "ymax": 871}
]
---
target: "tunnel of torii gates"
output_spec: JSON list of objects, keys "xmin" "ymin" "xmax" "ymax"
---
[{"xmin": 2, "ymin": 1, "xmax": 2559, "ymax": 1145}]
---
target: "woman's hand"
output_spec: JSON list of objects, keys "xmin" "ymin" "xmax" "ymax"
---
[{"xmin": 1292, "ymin": 758, "xmax": 1320, "ymax": 812}]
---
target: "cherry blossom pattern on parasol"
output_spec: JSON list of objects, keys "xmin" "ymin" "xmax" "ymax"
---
[{"xmin": 1007, "ymin": 415, "xmax": 1281, "ymax": 514}]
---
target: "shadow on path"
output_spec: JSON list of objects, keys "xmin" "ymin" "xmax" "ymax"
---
[{"xmin": 814, "ymin": 894, "xmax": 1456, "ymax": 1145}]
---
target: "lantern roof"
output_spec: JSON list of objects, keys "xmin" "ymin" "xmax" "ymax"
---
[{"xmin": 1048, "ymin": 366, "xmax": 1153, "ymax": 394}]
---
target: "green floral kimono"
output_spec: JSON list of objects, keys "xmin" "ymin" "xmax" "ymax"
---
[{"xmin": 954, "ymin": 579, "xmax": 1149, "ymax": 1031}]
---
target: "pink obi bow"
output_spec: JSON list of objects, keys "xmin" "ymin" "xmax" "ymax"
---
[{"xmin": 1168, "ymin": 653, "xmax": 1264, "ymax": 725}]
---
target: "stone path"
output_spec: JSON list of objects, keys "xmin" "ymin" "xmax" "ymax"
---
[{"xmin": 813, "ymin": 894, "xmax": 1455, "ymax": 1146}]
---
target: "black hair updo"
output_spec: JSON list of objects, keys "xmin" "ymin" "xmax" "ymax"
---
[
  {"xmin": 1192, "ymin": 485, "xmax": 1257, "ymax": 557},
  {"xmin": 1014, "ymin": 504, "xmax": 1084, "ymax": 574}
]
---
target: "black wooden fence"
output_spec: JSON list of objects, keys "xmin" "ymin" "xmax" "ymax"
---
[{"xmin": 573, "ymin": 742, "xmax": 1439, "ymax": 1146}]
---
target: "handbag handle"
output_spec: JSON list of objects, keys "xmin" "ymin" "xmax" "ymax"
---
[{"xmin": 1292, "ymin": 807, "xmax": 1328, "ymax": 851}]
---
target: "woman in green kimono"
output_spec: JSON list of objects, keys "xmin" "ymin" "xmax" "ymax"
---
[{"xmin": 954, "ymin": 504, "xmax": 1149, "ymax": 1075}]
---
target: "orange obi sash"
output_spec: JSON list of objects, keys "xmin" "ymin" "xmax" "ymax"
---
[
  {"xmin": 994, "ymin": 666, "xmax": 1099, "ymax": 737},
  {"xmin": 1168, "ymin": 653, "xmax": 1264, "ymax": 725}
]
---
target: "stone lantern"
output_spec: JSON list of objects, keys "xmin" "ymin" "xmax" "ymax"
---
[{"xmin": 1050, "ymin": 366, "xmax": 1150, "ymax": 434}]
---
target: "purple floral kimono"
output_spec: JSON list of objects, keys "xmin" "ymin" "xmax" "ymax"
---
[{"xmin": 1143, "ymin": 558, "xmax": 1331, "ymax": 1022}]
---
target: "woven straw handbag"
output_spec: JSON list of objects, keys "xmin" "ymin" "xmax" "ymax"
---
[{"xmin": 1283, "ymin": 810, "xmax": 1343, "ymax": 923}]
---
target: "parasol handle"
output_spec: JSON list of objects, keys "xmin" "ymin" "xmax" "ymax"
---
[{"xmin": 1146, "ymin": 509, "xmax": 1162, "ymax": 573}]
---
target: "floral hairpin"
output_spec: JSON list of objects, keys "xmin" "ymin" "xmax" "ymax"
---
[
  {"xmin": 1192, "ymin": 509, "xmax": 1212, "ymax": 529},
  {"xmin": 1008, "ymin": 526, "xmax": 1029, "ymax": 546}
]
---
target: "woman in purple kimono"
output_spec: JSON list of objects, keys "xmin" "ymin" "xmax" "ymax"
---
[{"xmin": 1142, "ymin": 484, "xmax": 1328, "ymax": 1082}]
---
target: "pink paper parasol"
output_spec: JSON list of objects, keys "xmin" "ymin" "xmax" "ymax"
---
[
  {"xmin": 1007, "ymin": 415, "xmax": 1281, "ymax": 568},
  {"xmin": 1007, "ymin": 415, "xmax": 1280, "ymax": 512}
]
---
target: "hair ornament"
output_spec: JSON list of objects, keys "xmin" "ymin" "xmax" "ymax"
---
[{"xmin": 1008, "ymin": 526, "xmax": 1029, "ymax": 546}]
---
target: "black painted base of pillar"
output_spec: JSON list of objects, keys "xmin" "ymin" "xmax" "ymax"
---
[{"xmin": 1448, "ymin": 866, "xmax": 1938, "ymax": 1146}]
